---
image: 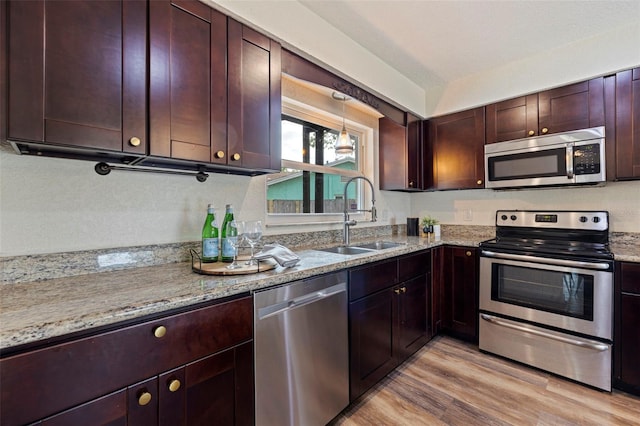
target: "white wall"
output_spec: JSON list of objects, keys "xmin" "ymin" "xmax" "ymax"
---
[{"xmin": 411, "ymin": 181, "xmax": 640, "ymax": 233}]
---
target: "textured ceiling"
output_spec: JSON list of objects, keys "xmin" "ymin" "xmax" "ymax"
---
[{"xmin": 299, "ymin": 0, "xmax": 640, "ymax": 90}]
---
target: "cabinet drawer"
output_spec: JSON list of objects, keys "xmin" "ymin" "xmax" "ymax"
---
[
  {"xmin": 0, "ymin": 296, "xmax": 252, "ymax": 426},
  {"xmin": 398, "ymin": 250, "xmax": 431, "ymax": 282},
  {"xmin": 349, "ymin": 259, "xmax": 398, "ymax": 301},
  {"xmin": 620, "ymin": 262, "xmax": 640, "ymax": 293}
]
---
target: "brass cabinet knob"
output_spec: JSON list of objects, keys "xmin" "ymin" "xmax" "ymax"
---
[
  {"xmin": 215, "ymin": 150, "xmax": 225, "ymax": 159},
  {"xmin": 476, "ymin": 179, "xmax": 483, "ymax": 185},
  {"xmin": 153, "ymin": 325, "xmax": 167, "ymax": 338},
  {"xmin": 527, "ymin": 130, "xmax": 535, "ymax": 136},
  {"xmin": 541, "ymin": 127, "xmax": 549, "ymax": 134},
  {"xmin": 466, "ymin": 251, "xmax": 472, "ymax": 257},
  {"xmin": 129, "ymin": 137, "xmax": 141, "ymax": 147},
  {"xmin": 168, "ymin": 379, "xmax": 181, "ymax": 392},
  {"xmin": 231, "ymin": 153, "xmax": 240, "ymax": 161},
  {"xmin": 394, "ymin": 288, "xmax": 401, "ymax": 295},
  {"xmin": 408, "ymin": 181, "xmax": 414, "ymax": 187},
  {"xmin": 138, "ymin": 391, "xmax": 152, "ymax": 406},
  {"xmin": 401, "ymin": 287, "xmax": 407, "ymax": 293}
]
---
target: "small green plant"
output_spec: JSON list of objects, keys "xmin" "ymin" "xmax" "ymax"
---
[{"xmin": 421, "ymin": 216, "xmax": 439, "ymax": 227}]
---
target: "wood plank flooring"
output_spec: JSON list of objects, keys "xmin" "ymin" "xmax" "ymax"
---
[{"xmin": 331, "ymin": 336, "xmax": 640, "ymax": 426}]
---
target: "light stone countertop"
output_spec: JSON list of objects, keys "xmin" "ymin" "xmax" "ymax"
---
[
  {"xmin": 2, "ymin": 230, "xmax": 638, "ymax": 353},
  {"xmin": 0, "ymin": 236, "xmax": 479, "ymax": 352}
]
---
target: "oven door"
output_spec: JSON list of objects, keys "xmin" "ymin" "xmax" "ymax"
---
[{"xmin": 479, "ymin": 250, "xmax": 613, "ymax": 341}]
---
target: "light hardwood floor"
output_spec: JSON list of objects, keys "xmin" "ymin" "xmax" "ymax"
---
[{"xmin": 331, "ymin": 336, "xmax": 640, "ymax": 426}]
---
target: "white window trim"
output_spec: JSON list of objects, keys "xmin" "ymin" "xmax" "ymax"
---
[{"xmin": 266, "ymin": 96, "xmax": 376, "ymax": 228}]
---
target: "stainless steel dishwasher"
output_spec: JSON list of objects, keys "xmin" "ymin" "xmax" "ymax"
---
[{"xmin": 254, "ymin": 271, "xmax": 349, "ymax": 426}]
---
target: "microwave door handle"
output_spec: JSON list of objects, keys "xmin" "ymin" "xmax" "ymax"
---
[{"xmin": 566, "ymin": 144, "xmax": 574, "ymax": 179}]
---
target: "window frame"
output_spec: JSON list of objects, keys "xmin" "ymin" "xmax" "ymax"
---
[{"xmin": 266, "ymin": 97, "xmax": 374, "ymax": 227}]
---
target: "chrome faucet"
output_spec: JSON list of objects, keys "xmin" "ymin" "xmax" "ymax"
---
[{"xmin": 343, "ymin": 176, "xmax": 377, "ymax": 246}]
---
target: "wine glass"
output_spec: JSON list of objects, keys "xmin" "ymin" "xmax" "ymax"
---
[
  {"xmin": 225, "ymin": 220, "xmax": 243, "ymax": 270},
  {"xmin": 244, "ymin": 220, "xmax": 263, "ymax": 265}
]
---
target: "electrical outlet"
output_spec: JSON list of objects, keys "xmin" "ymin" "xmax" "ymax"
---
[{"xmin": 463, "ymin": 209, "xmax": 473, "ymax": 221}]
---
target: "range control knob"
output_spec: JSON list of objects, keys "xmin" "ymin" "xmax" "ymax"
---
[
  {"xmin": 579, "ymin": 216, "xmax": 588, "ymax": 223},
  {"xmin": 510, "ymin": 215, "xmax": 517, "ymax": 221},
  {"xmin": 592, "ymin": 216, "xmax": 600, "ymax": 223},
  {"xmin": 501, "ymin": 215, "xmax": 508, "ymax": 221}
]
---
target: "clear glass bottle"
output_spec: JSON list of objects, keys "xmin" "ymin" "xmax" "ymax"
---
[
  {"xmin": 220, "ymin": 204, "xmax": 236, "ymax": 263},
  {"xmin": 201, "ymin": 204, "xmax": 219, "ymax": 263}
]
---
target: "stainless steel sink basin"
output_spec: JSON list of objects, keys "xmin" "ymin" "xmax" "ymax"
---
[
  {"xmin": 317, "ymin": 246, "xmax": 373, "ymax": 255},
  {"xmin": 355, "ymin": 241, "xmax": 405, "ymax": 250}
]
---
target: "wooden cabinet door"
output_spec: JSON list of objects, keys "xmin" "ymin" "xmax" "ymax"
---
[
  {"xmin": 431, "ymin": 246, "xmax": 444, "ymax": 336},
  {"xmin": 614, "ymin": 262, "xmax": 640, "ymax": 395},
  {"xmin": 485, "ymin": 94, "xmax": 538, "ymax": 143},
  {"xmin": 427, "ymin": 107, "xmax": 485, "ymax": 190},
  {"xmin": 228, "ymin": 20, "xmax": 282, "ymax": 172},
  {"xmin": 538, "ymin": 77, "xmax": 605, "ymax": 135},
  {"xmin": 349, "ymin": 289, "xmax": 396, "ymax": 401},
  {"xmin": 379, "ymin": 114, "xmax": 423, "ymax": 191},
  {"xmin": 394, "ymin": 274, "xmax": 429, "ymax": 363},
  {"xmin": 149, "ymin": 0, "xmax": 226, "ymax": 163},
  {"xmin": 182, "ymin": 341, "xmax": 254, "ymax": 426},
  {"xmin": 615, "ymin": 68, "xmax": 640, "ymax": 179},
  {"xmin": 443, "ymin": 246, "xmax": 478, "ymax": 342},
  {"xmin": 7, "ymin": 0, "xmax": 146, "ymax": 154},
  {"xmin": 619, "ymin": 293, "xmax": 640, "ymax": 392}
]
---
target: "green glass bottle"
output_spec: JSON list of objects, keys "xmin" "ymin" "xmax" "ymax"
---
[
  {"xmin": 201, "ymin": 204, "xmax": 219, "ymax": 263},
  {"xmin": 220, "ymin": 204, "xmax": 236, "ymax": 263}
]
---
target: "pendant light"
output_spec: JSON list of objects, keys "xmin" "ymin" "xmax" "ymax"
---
[{"xmin": 332, "ymin": 92, "xmax": 353, "ymax": 155}]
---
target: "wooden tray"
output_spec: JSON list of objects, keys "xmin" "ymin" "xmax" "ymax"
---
[{"xmin": 191, "ymin": 251, "xmax": 277, "ymax": 275}]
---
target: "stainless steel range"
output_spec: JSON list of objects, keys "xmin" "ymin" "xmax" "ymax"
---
[{"xmin": 479, "ymin": 210, "xmax": 614, "ymax": 391}]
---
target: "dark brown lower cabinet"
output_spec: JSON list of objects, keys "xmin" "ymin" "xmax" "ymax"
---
[
  {"xmin": 441, "ymin": 246, "xmax": 478, "ymax": 343},
  {"xmin": 349, "ymin": 251, "xmax": 430, "ymax": 401},
  {"xmin": 614, "ymin": 261, "xmax": 640, "ymax": 396},
  {"xmin": 1, "ymin": 296, "xmax": 254, "ymax": 426}
]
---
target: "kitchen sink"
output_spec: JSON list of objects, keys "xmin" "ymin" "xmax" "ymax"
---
[
  {"xmin": 316, "ymin": 241, "xmax": 405, "ymax": 255},
  {"xmin": 317, "ymin": 246, "xmax": 373, "ymax": 255},
  {"xmin": 355, "ymin": 241, "xmax": 405, "ymax": 250}
]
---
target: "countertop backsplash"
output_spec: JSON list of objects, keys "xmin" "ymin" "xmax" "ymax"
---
[{"xmin": 2, "ymin": 225, "xmax": 638, "ymax": 285}]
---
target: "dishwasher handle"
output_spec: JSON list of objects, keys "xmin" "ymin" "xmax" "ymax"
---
[{"xmin": 258, "ymin": 282, "xmax": 346, "ymax": 320}]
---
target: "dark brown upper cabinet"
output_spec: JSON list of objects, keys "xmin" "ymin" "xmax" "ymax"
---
[
  {"xmin": 149, "ymin": 0, "xmax": 227, "ymax": 164},
  {"xmin": 379, "ymin": 113, "xmax": 424, "ymax": 191},
  {"xmin": 614, "ymin": 68, "xmax": 640, "ymax": 179},
  {"xmin": 486, "ymin": 78, "xmax": 605, "ymax": 144},
  {"xmin": 227, "ymin": 20, "xmax": 282, "ymax": 172},
  {"xmin": 5, "ymin": 0, "xmax": 281, "ymax": 176},
  {"xmin": 6, "ymin": 0, "xmax": 147, "ymax": 155},
  {"xmin": 426, "ymin": 107, "xmax": 485, "ymax": 190}
]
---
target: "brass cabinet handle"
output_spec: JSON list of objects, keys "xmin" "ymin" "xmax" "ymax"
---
[
  {"xmin": 394, "ymin": 288, "xmax": 401, "ymax": 295},
  {"xmin": 466, "ymin": 251, "xmax": 472, "ymax": 257},
  {"xmin": 231, "ymin": 153, "xmax": 240, "ymax": 161},
  {"xmin": 153, "ymin": 325, "xmax": 167, "ymax": 338},
  {"xmin": 527, "ymin": 130, "xmax": 535, "ymax": 136},
  {"xmin": 129, "ymin": 136, "xmax": 141, "ymax": 147},
  {"xmin": 138, "ymin": 391, "xmax": 152, "ymax": 406},
  {"xmin": 215, "ymin": 150, "xmax": 225, "ymax": 159},
  {"xmin": 476, "ymin": 179, "xmax": 483, "ymax": 185},
  {"xmin": 541, "ymin": 127, "xmax": 549, "ymax": 134},
  {"xmin": 168, "ymin": 379, "xmax": 181, "ymax": 392}
]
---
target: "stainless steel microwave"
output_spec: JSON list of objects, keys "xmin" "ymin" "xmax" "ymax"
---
[{"xmin": 484, "ymin": 126, "xmax": 606, "ymax": 189}]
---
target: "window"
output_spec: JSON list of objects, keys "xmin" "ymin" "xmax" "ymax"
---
[{"xmin": 267, "ymin": 115, "xmax": 363, "ymax": 215}]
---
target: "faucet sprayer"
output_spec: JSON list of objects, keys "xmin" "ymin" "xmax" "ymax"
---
[{"xmin": 342, "ymin": 176, "xmax": 377, "ymax": 245}]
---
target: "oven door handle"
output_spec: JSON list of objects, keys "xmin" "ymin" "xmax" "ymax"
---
[
  {"xmin": 480, "ymin": 250, "xmax": 610, "ymax": 270},
  {"xmin": 480, "ymin": 314, "xmax": 609, "ymax": 352}
]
